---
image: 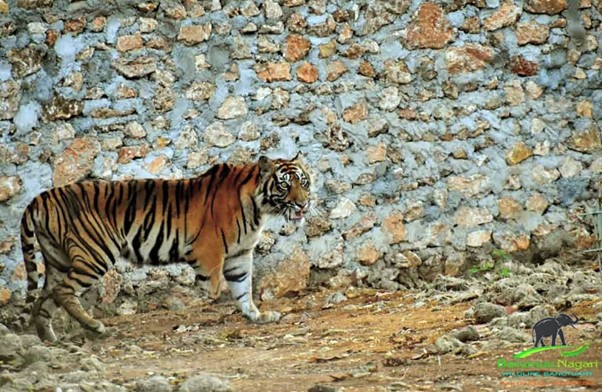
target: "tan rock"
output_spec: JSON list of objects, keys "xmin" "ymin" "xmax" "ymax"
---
[
  {"xmin": 0, "ymin": 80, "xmax": 21, "ymax": 120},
  {"xmin": 296, "ymin": 62, "xmax": 318, "ymax": 83},
  {"xmin": 238, "ymin": 122, "xmax": 259, "ymax": 141},
  {"xmin": 467, "ymin": 230, "xmax": 492, "ymax": 247},
  {"xmin": 90, "ymin": 16, "xmax": 106, "ymax": 32},
  {"xmin": 461, "ymin": 16, "xmax": 481, "ymax": 33},
  {"xmin": 510, "ymin": 56, "xmax": 540, "ymax": 77},
  {"xmin": 101, "ymin": 137, "xmax": 123, "ymax": 151},
  {"xmin": 367, "ymin": 143, "xmax": 387, "ymax": 163},
  {"xmin": 100, "ymin": 269, "xmax": 123, "ymax": 304},
  {"xmin": 590, "ymin": 157, "xmax": 602, "ymax": 173},
  {"xmin": 224, "ymin": 63, "xmax": 239, "ymax": 81},
  {"xmin": 259, "ymin": 247, "xmax": 310, "ymax": 300},
  {"xmin": 0, "ymin": 1, "xmax": 9, "ymax": 13},
  {"xmin": 506, "ymin": 142, "xmax": 533, "ymax": 165},
  {"xmin": 254, "ymin": 62, "xmax": 291, "ymax": 82},
  {"xmin": 326, "ymin": 60, "xmax": 347, "ymax": 81},
  {"xmin": 177, "ymin": 24, "xmax": 212, "ymax": 44},
  {"xmin": 8, "ymin": 45, "xmax": 44, "ymax": 77},
  {"xmin": 203, "ymin": 122, "xmax": 236, "ymax": 147},
  {"xmin": 576, "ymin": 100, "xmax": 593, "ymax": 118},
  {"xmin": 64, "ymin": 16, "xmax": 86, "ymax": 34},
  {"xmin": 525, "ymin": 0, "xmax": 567, "ymax": 14},
  {"xmin": 343, "ymin": 100, "xmax": 368, "ymax": 123},
  {"xmin": 319, "ymin": 40, "xmax": 337, "ymax": 58},
  {"xmin": 217, "ymin": 96, "xmax": 248, "ymax": 120},
  {"xmin": 559, "ymin": 157, "xmax": 583, "ymax": 178},
  {"xmin": 258, "ymin": 35, "xmax": 279, "ymax": 53},
  {"xmin": 574, "ymin": 68, "xmax": 587, "ymax": 79},
  {"xmin": 263, "ymin": 0, "xmax": 282, "ymax": 20},
  {"xmin": 330, "ymin": 197, "xmax": 357, "ymax": 219},
  {"xmin": 446, "ymin": 45, "xmax": 494, "ymax": 74},
  {"xmin": 338, "ymin": 23, "xmax": 353, "ymax": 44},
  {"xmin": 45, "ymin": 29, "xmax": 60, "ymax": 46},
  {"xmin": 515, "ymin": 22, "xmax": 550, "ymax": 45},
  {"xmin": 405, "ymin": 3, "xmax": 454, "ymax": 49},
  {"xmin": 525, "ymin": 80, "xmax": 544, "ymax": 99},
  {"xmin": 454, "ymin": 207, "xmax": 493, "ymax": 228},
  {"xmin": 185, "ymin": 81, "xmax": 215, "ymax": 101},
  {"xmin": 241, "ymin": 1, "xmax": 260, "ymax": 17},
  {"xmin": 494, "ymin": 232, "xmax": 530, "ymax": 252},
  {"xmin": 382, "ymin": 212, "xmax": 407, "ymax": 244},
  {"xmin": 448, "ymin": 174, "xmax": 490, "ymax": 197},
  {"xmin": 53, "ymin": 137, "xmax": 101, "ymax": 187},
  {"xmin": 498, "ymin": 196, "xmax": 522, "ymax": 220},
  {"xmin": 342, "ymin": 43, "xmax": 365, "ymax": 59},
  {"xmin": 358, "ymin": 60, "xmax": 376, "ymax": 77},
  {"xmin": 139, "ymin": 17, "xmax": 158, "ymax": 33},
  {"xmin": 526, "ymin": 193, "xmax": 548, "ymax": 214},
  {"xmin": 0, "ymin": 288, "xmax": 10, "ymax": 305},
  {"xmin": 117, "ymin": 33, "xmax": 143, "ymax": 52},
  {"xmin": 0, "ymin": 176, "xmax": 22, "ymax": 202},
  {"xmin": 117, "ymin": 144, "xmax": 150, "ymax": 164},
  {"xmin": 569, "ymin": 125, "xmax": 602, "ymax": 153},
  {"xmin": 532, "ymin": 165, "xmax": 560, "ymax": 184},
  {"xmin": 90, "ymin": 107, "xmax": 136, "ymax": 119},
  {"xmin": 382, "ymin": 60, "xmax": 413, "ymax": 84},
  {"xmin": 186, "ymin": 150, "xmax": 209, "ymax": 169},
  {"xmin": 146, "ymin": 155, "xmax": 169, "ymax": 175},
  {"xmin": 483, "ymin": 2, "xmax": 521, "ymax": 31},
  {"xmin": 112, "ymin": 56, "xmax": 157, "ymax": 78},
  {"xmin": 124, "ymin": 121, "xmax": 146, "ymax": 139},
  {"xmin": 504, "ymin": 80, "xmax": 525, "ymax": 105},
  {"xmin": 284, "ymin": 34, "xmax": 311, "ymax": 62},
  {"xmin": 164, "ymin": 3, "xmax": 186, "ymax": 19},
  {"xmin": 356, "ymin": 243, "xmax": 382, "ymax": 266},
  {"xmin": 397, "ymin": 251, "xmax": 422, "ymax": 268},
  {"xmin": 117, "ymin": 84, "xmax": 138, "ymax": 99}
]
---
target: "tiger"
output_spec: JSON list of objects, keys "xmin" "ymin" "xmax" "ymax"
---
[{"xmin": 19, "ymin": 154, "xmax": 311, "ymax": 342}]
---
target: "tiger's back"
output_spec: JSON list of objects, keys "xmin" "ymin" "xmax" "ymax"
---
[{"xmin": 21, "ymin": 156, "xmax": 311, "ymax": 342}]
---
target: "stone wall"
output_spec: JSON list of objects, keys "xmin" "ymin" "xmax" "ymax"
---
[{"xmin": 0, "ymin": 0, "xmax": 601, "ymax": 304}]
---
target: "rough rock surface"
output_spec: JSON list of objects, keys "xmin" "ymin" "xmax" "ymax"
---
[{"xmin": 0, "ymin": 0, "xmax": 598, "ymax": 309}]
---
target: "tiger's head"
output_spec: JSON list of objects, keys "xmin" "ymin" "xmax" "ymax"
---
[{"xmin": 258, "ymin": 153, "xmax": 312, "ymax": 222}]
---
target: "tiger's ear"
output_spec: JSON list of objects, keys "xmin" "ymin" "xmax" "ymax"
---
[
  {"xmin": 258, "ymin": 155, "xmax": 274, "ymax": 172},
  {"xmin": 292, "ymin": 151, "xmax": 301, "ymax": 162}
]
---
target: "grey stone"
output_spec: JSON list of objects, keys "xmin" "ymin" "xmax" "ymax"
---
[
  {"xmin": 434, "ymin": 335, "xmax": 464, "ymax": 354},
  {"xmin": 203, "ymin": 122, "xmax": 236, "ymax": 147},
  {"xmin": 178, "ymin": 373, "xmax": 232, "ymax": 392},
  {"xmin": 473, "ymin": 302, "xmax": 506, "ymax": 324},
  {"xmin": 450, "ymin": 326, "xmax": 480, "ymax": 342},
  {"xmin": 136, "ymin": 375, "xmax": 173, "ymax": 392}
]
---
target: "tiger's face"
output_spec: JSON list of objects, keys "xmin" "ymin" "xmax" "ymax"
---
[{"xmin": 258, "ymin": 154, "xmax": 312, "ymax": 221}]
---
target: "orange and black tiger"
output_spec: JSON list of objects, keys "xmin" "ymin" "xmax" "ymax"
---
[{"xmin": 20, "ymin": 154, "xmax": 311, "ymax": 341}]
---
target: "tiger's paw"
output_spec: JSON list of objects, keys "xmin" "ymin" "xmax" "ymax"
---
[
  {"xmin": 84, "ymin": 320, "xmax": 106, "ymax": 334},
  {"xmin": 255, "ymin": 310, "xmax": 281, "ymax": 324}
]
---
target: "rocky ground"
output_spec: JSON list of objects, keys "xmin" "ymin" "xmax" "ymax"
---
[{"xmin": 1, "ymin": 256, "xmax": 601, "ymax": 392}]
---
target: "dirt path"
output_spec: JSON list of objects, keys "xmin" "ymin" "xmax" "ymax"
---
[{"xmin": 80, "ymin": 289, "xmax": 602, "ymax": 391}]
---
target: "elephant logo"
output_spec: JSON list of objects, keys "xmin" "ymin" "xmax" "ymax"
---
[{"xmin": 532, "ymin": 313, "xmax": 579, "ymax": 347}]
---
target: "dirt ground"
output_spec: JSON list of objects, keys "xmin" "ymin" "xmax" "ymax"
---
[{"xmin": 74, "ymin": 287, "xmax": 602, "ymax": 392}]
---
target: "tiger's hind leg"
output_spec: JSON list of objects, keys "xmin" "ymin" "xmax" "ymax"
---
[
  {"xmin": 30, "ymin": 241, "xmax": 71, "ymax": 342},
  {"xmin": 52, "ymin": 249, "xmax": 113, "ymax": 335},
  {"xmin": 32, "ymin": 266, "xmax": 66, "ymax": 342},
  {"xmin": 32, "ymin": 290, "xmax": 59, "ymax": 342}
]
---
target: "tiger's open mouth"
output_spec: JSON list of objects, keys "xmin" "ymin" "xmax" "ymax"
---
[
  {"xmin": 287, "ymin": 208, "xmax": 305, "ymax": 221},
  {"xmin": 284, "ymin": 204, "xmax": 307, "ymax": 221}
]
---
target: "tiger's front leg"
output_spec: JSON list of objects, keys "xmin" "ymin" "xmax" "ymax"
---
[{"xmin": 223, "ymin": 252, "xmax": 281, "ymax": 323}]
